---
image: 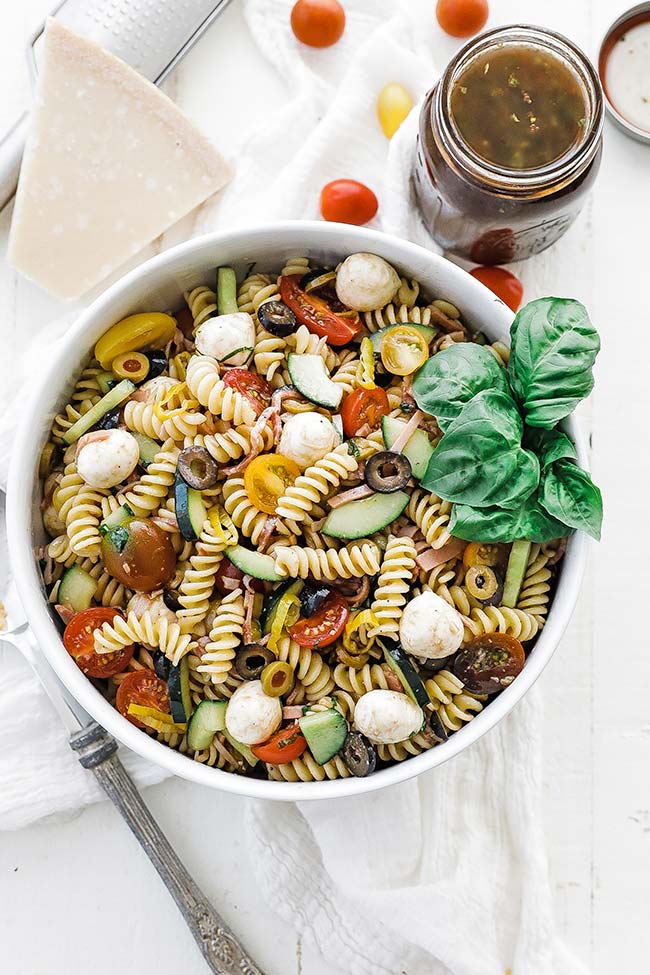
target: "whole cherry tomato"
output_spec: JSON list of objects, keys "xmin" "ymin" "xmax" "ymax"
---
[
  {"xmin": 341, "ymin": 387, "xmax": 390, "ymax": 437},
  {"xmin": 252, "ymin": 723, "xmax": 308, "ymax": 763},
  {"xmin": 279, "ymin": 274, "xmax": 362, "ymax": 346},
  {"xmin": 290, "ymin": 0, "xmax": 345, "ymax": 48},
  {"xmin": 469, "ymin": 266, "xmax": 524, "ymax": 312},
  {"xmin": 290, "ymin": 591, "xmax": 349, "ymax": 648},
  {"xmin": 63, "ymin": 607, "xmax": 134, "ymax": 678},
  {"xmin": 436, "ymin": 0, "xmax": 489, "ymax": 38},
  {"xmin": 222, "ymin": 368, "xmax": 271, "ymax": 417},
  {"xmin": 101, "ymin": 519, "xmax": 176, "ymax": 592},
  {"xmin": 244, "ymin": 453, "xmax": 301, "ymax": 514},
  {"xmin": 320, "ymin": 179, "xmax": 378, "ymax": 226},
  {"xmin": 116, "ymin": 670, "xmax": 171, "ymax": 728}
]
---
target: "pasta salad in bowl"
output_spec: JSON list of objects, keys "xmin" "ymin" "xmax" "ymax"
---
[{"xmin": 8, "ymin": 223, "xmax": 600, "ymax": 799}]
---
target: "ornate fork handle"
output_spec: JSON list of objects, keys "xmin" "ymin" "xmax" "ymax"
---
[{"xmin": 70, "ymin": 723, "xmax": 265, "ymax": 975}]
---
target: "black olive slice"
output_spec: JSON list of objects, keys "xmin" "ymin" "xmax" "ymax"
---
[
  {"xmin": 465, "ymin": 565, "xmax": 502, "ymax": 605},
  {"xmin": 97, "ymin": 407, "xmax": 121, "ymax": 430},
  {"xmin": 300, "ymin": 584, "xmax": 332, "ymax": 617},
  {"xmin": 341, "ymin": 732, "xmax": 377, "ymax": 777},
  {"xmin": 427, "ymin": 709, "xmax": 448, "ymax": 743},
  {"xmin": 145, "ymin": 349, "xmax": 168, "ymax": 379},
  {"xmin": 152, "ymin": 649, "xmax": 170, "ymax": 681},
  {"xmin": 364, "ymin": 451, "xmax": 412, "ymax": 493},
  {"xmin": 257, "ymin": 300, "xmax": 298, "ymax": 337},
  {"xmin": 162, "ymin": 590, "xmax": 181, "ymax": 612},
  {"xmin": 234, "ymin": 644, "xmax": 275, "ymax": 680},
  {"xmin": 177, "ymin": 446, "xmax": 219, "ymax": 490}
]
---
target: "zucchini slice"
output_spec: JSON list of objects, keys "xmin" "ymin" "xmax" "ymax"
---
[
  {"xmin": 62, "ymin": 379, "xmax": 135, "ymax": 444},
  {"xmin": 369, "ymin": 323, "xmax": 436, "ymax": 353},
  {"xmin": 131, "ymin": 432, "xmax": 160, "ymax": 468},
  {"xmin": 322, "ymin": 490, "xmax": 409, "ymax": 540},
  {"xmin": 299, "ymin": 707, "xmax": 348, "ymax": 765},
  {"xmin": 187, "ymin": 700, "xmax": 227, "ymax": 752},
  {"xmin": 175, "ymin": 475, "xmax": 208, "ymax": 541},
  {"xmin": 168, "ymin": 656, "xmax": 192, "ymax": 724},
  {"xmin": 58, "ymin": 565, "xmax": 98, "ymax": 612},
  {"xmin": 287, "ymin": 353, "xmax": 343, "ymax": 409},
  {"xmin": 381, "ymin": 641, "xmax": 430, "ymax": 709},
  {"xmin": 223, "ymin": 730, "xmax": 259, "ymax": 767},
  {"xmin": 226, "ymin": 545, "xmax": 282, "ymax": 582},
  {"xmin": 381, "ymin": 416, "xmax": 435, "ymax": 480},
  {"xmin": 99, "ymin": 503, "xmax": 133, "ymax": 535}
]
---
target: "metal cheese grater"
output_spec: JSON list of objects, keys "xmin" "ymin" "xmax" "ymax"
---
[{"xmin": 0, "ymin": 0, "xmax": 234, "ymax": 209}]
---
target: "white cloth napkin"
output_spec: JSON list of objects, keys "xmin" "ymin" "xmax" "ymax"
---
[{"xmin": 0, "ymin": 1, "xmax": 589, "ymax": 972}]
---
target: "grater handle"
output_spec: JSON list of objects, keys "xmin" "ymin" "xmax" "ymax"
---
[{"xmin": 0, "ymin": 112, "xmax": 28, "ymax": 211}]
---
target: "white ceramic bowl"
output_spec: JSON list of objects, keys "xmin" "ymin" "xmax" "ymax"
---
[{"xmin": 7, "ymin": 222, "xmax": 587, "ymax": 801}]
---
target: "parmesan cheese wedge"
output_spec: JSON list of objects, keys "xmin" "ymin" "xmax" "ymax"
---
[{"xmin": 8, "ymin": 19, "xmax": 232, "ymax": 300}]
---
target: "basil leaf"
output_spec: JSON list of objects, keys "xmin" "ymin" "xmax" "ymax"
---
[
  {"xmin": 508, "ymin": 298, "xmax": 600, "ymax": 429},
  {"xmin": 539, "ymin": 459, "xmax": 602, "ymax": 540},
  {"xmin": 524, "ymin": 427, "xmax": 577, "ymax": 470},
  {"xmin": 450, "ymin": 493, "xmax": 569, "ymax": 543},
  {"xmin": 421, "ymin": 390, "xmax": 540, "ymax": 507},
  {"xmin": 412, "ymin": 343, "xmax": 511, "ymax": 431}
]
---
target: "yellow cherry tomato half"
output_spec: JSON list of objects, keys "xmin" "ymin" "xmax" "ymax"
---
[
  {"xmin": 380, "ymin": 325, "xmax": 429, "ymax": 376},
  {"xmin": 94, "ymin": 312, "xmax": 177, "ymax": 370},
  {"xmin": 377, "ymin": 82, "xmax": 413, "ymax": 138},
  {"xmin": 244, "ymin": 454, "xmax": 301, "ymax": 514}
]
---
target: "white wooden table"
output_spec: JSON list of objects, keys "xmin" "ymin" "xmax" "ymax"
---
[{"xmin": 1, "ymin": 1, "xmax": 648, "ymax": 972}]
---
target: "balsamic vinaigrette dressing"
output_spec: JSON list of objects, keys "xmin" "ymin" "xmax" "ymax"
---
[{"xmin": 450, "ymin": 45, "xmax": 589, "ymax": 170}]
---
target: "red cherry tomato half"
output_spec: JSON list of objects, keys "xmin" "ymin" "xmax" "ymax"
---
[
  {"xmin": 116, "ymin": 670, "xmax": 171, "ymax": 728},
  {"xmin": 469, "ymin": 266, "xmax": 523, "ymax": 312},
  {"xmin": 453, "ymin": 633, "xmax": 525, "ymax": 695},
  {"xmin": 223, "ymin": 368, "xmax": 272, "ymax": 417},
  {"xmin": 290, "ymin": 0, "xmax": 345, "ymax": 48},
  {"xmin": 101, "ymin": 519, "xmax": 176, "ymax": 592},
  {"xmin": 279, "ymin": 274, "xmax": 362, "ymax": 347},
  {"xmin": 340, "ymin": 387, "xmax": 390, "ymax": 438},
  {"xmin": 436, "ymin": 0, "xmax": 489, "ymax": 38},
  {"xmin": 290, "ymin": 591, "xmax": 349, "ymax": 648},
  {"xmin": 63, "ymin": 608, "xmax": 134, "ymax": 678},
  {"xmin": 213, "ymin": 558, "xmax": 245, "ymax": 596},
  {"xmin": 252, "ymin": 722, "xmax": 308, "ymax": 763},
  {"xmin": 320, "ymin": 180, "xmax": 378, "ymax": 226}
]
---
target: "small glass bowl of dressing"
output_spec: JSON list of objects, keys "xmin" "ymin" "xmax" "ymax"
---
[{"xmin": 599, "ymin": 3, "xmax": 650, "ymax": 143}]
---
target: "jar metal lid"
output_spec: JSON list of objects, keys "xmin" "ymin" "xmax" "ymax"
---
[{"xmin": 598, "ymin": 2, "xmax": 650, "ymax": 144}]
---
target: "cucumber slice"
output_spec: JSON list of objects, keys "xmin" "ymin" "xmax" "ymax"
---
[
  {"xmin": 99, "ymin": 503, "xmax": 133, "ymax": 535},
  {"xmin": 287, "ymin": 353, "xmax": 343, "ymax": 409},
  {"xmin": 381, "ymin": 416, "xmax": 435, "ymax": 480},
  {"xmin": 217, "ymin": 266, "xmax": 238, "ymax": 315},
  {"xmin": 501, "ymin": 540, "xmax": 532, "ymax": 608},
  {"xmin": 131, "ymin": 431, "xmax": 160, "ymax": 467},
  {"xmin": 299, "ymin": 708, "xmax": 348, "ymax": 765},
  {"xmin": 223, "ymin": 730, "xmax": 259, "ymax": 767},
  {"xmin": 381, "ymin": 641, "xmax": 429, "ymax": 709},
  {"xmin": 369, "ymin": 323, "xmax": 436, "ymax": 353},
  {"xmin": 96, "ymin": 371, "xmax": 116, "ymax": 395},
  {"xmin": 58, "ymin": 565, "xmax": 98, "ymax": 612},
  {"xmin": 262, "ymin": 579, "xmax": 304, "ymax": 633},
  {"xmin": 62, "ymin": 379, "xmax": 135, "ymax": 444},
  {"xmin": 168, "ymin": 656, "xmax": 192, "ymax": 724},
  {"xmin": 187, "ymin": 700, "xmax": 226, "ymax": 751},
  {"xmin": 322, "ymin": 490, "xmax": 409, "ymax": 540},
  {"xmin": 175, "ymin": 475, "xmax": 208, "ymax": 541},
  {"xmin": 226, "ymin": 545, "xmax": 282, "ymax": 582}
]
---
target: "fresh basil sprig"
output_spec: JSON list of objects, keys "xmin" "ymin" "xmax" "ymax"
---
[{"xmin": 413, "ymin": 297, "xmax": 602, "ymax": 542}]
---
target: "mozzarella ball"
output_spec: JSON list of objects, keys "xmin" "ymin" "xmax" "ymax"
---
[
  {"xmin": 354, "ymin": 690, "xmax": 423, "ymax": 744},
  {"xmin": 76, "ymin": 429, "xmax": 140, "ymax": 489},
  {"xmin": 336, "ymin": 253, "xmax": 401, "ymax": 311},
  {"xmin": 225, "ymin": 680, "xmax": 282, "ymax": 745},
  {"xmin": 399, "ymin": 590, "xmax": 464, "ymax": 661},
  {"xmin": 195, "ymin": 312, "xmax": 255, "ymax": 366},
  {"xmin": 127, "ymin": 591, "xmax": 177, "ymax": 625},
  {"xmin": 278, "ymin": 413, "xmax": 340, "ymax": 470}
]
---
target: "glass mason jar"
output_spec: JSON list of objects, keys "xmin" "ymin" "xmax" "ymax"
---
[{"xmin": 414, "ymin": 25, "xmax": 604, "ymax": 264}]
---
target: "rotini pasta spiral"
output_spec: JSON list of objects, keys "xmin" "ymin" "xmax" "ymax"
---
[
  {"xmin": 222, "ymin": 477, "xmax": 276, "ymax": 546},
  {"xmin": 184, "ymin": 285, "xmax": 217, "ymax": 331},
  {"xmin": 267, "ymin": 750, "xmax": 351, "ymax": 782},
  {"xmin": 118, "ymin": 439, "xmax": 179, "ymax": 517},
  {"xmin": 275, "ymin": 444, "xmax": 358, "ymax": 523},
  {"xmin": 186, "ymin": 354, "xmax": 257, "ymax": 426},
  {"xmin": 237, "ymin": 273, "xmax": 279, "ymax": 315},
  {"xmin": 424, "ymin": 670, "xmax": 485, "ymax": 732},
  {"xmin": 274, "ymin": 635, "xmax": 335, "ymax": 700},
  {"xmin": 272, "ymin": 541, "xmax": 381, "ymax": 580},
  {"xmin": 369, "ymin": 535, "xmax": 417, "ymax": 638},
  {"xmin": 333, "ymin": 663, "xmax": 391, "ymax": 697},
  {"xmin": 407, "ymin": 489, "xmax": 453, "ymax": 549},
  {"xmin": 93, "ymin": 611, "xmax": 196, "ymax": 666},
  {"xmin": 65, "ymin": 483, "xmax": 107, "ymax": 559},
  {"xmin": 123, "ymin": 398, "xmax": 206, "ymax": 442},
  {"xmin": 376, "ymin": 730, "xmax": 438, "ymax": 763},
  {"xmin": 516, "ymin": 545, "xmax": 552, "ymax": 621},
  {"xmin": 196, "ymin": 589, "xmax": 245, "ymax": 685},
  {"xmin": 176, "ymin": 517, "xmax": 229, "ymax": 631},
  {"xmin": 462, "ymin": 605, "xmax": 541, "ymax": 644}
]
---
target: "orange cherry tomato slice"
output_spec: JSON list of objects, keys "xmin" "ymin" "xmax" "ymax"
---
[
  {"xmin": 116, "ymin": 670, "xmax": 171, "ymax": 728},
  {"xmin": 244, "ymin": 453, "xmax": 301, "ymax": 514},
  {"xmin": 290, "ymin": 0, "xmax": 345, "ymax": 48},
  {"xmin": 436, "ymin": 0, "xmax": 489, "ymax": 38},
  {"xmin": 222, "ymin": 368, "xmax": 272, "ymax": 418},
  {"xmin": 279, "ymin": 275, "xmax": 362, "ymax": 347},
  {"xmin": 252, "ymin": 722, "xmax": 308, "ymax": 763},
  {"xmin": 340, "ymin": 387, "xmax": 390, "ymax": 438},
  {"xmin": 63, "ymin": 608, "xmax": 134, "ymax": 679},
  {"xmin": 469, "ymin": 266, "xmax": 523, "ymax": 312},
  {"xmin": 320, "ymin": 180, "xmax": 379, "ymax": 226},
  {"xmin": 290, "ymin": 591, "xmax": 349, "ymax": 649}
]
